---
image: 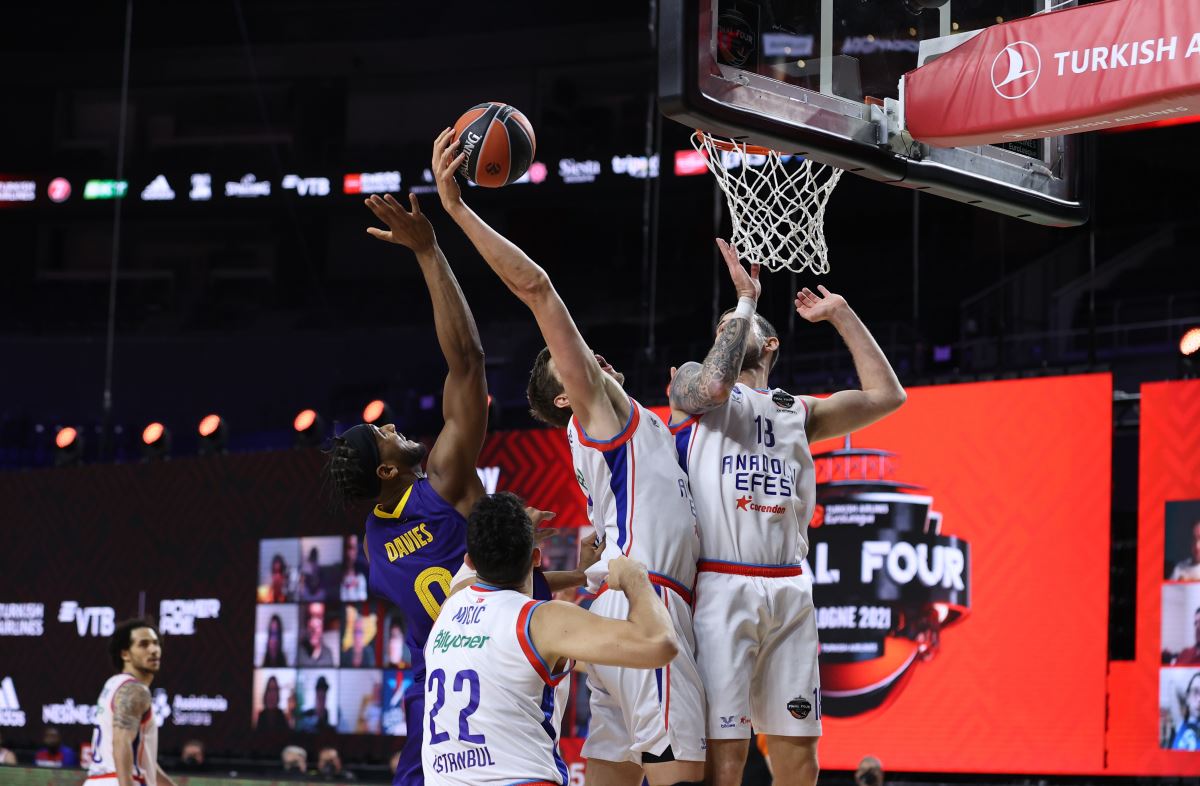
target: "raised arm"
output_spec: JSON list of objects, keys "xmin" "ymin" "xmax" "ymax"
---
[
  {"xmin": 110, "ymin": 681, "xmax": 152, "ymax": 786},
  {"xmin": 432, "ymin": 130, "xmax": 624, "ymax": 439},
  {"xmin": 532, "ymin": 556, "xmax": 678, "ymax": 669},
  {"xmin": 669, "ymin": 238, "xmax": 761, "ymax": 419},
  {"xmin": 365, "ymin": 190, "xmax": 487, "ymax": 513},
  {"xmin": 795, "ymin": 286, "xmax": 906, "ymax": 444}
]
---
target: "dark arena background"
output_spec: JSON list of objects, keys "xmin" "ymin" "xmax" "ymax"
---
[{"xmin": 1, "ymin": 2, "xmax": 1198, "ymax": 786}]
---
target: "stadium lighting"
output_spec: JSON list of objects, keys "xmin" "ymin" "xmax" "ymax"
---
[
  {"xmin": 1181, "ymin": 327, "xmax": 1200, "ymax": 357},
  {"xmin": 141, "ymin": 421, "xmax": 171, "ymax": 461},
  {"xmin": 362, "ymin": 399, "xmax": 394, "ymax": 425},
  {"xmin": 294, "ymin": 408, "xmax": 326, "ymax": 447},
  {"xmin": 54, "ymin": 426, "xmax": 82, "ymax": 467},
  {"xmin": 197, "ymin": 413, "xmax": 227, "ymax": 455}
]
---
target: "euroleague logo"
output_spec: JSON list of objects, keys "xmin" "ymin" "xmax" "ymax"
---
[{"xmin": 991, "ymin": 40, "xmax": 1041, "ymax": 99}]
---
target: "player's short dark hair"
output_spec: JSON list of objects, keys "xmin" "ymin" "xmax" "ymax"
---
[
  {"xmin": 467, "ymin": 492, "xmax": 535, "ymax": 587},
  {"xmin": 109, "ymin": 618, "xmax": 158, "ymax": 670},
  {"xmin": 717, "ymin": 309, "xmax": 780, "ymax": 372},
  {"xmin": 527, "ymin": 347, "xmax": 571, "ymax": 428}
]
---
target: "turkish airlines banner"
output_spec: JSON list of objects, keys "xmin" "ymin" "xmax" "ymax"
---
[{"xmin": 905, "ymin": 0, "xmax": 1200, "ymax": 147}]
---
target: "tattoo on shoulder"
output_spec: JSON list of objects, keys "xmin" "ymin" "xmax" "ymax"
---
[
  {"xmin": 671, "ymin": 318, "xmax": 752, "ymax": 414},
  {"xmin": 113, "ymin": 682, "xmax": 152, "ymax": 731}
]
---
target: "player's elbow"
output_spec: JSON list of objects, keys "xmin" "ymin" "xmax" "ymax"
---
[
  {"xmin": 703, "ymin": 379, "xmax": 734, "ymax": 407},
  {"xmin": 885, "ymin": 385, "xmax": 907, "ymax": 412},
  {"xmin": 637, "ymin": 630, "xmax": 680, "ymax": 668},
  {"xmin": 513, "ymin": 269, "xmax": 553, "ymax": 303}
]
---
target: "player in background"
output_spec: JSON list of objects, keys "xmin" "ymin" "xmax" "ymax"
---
[
  {"xmin": 323, "ymin": 181, "xmax": 488, "ymax": 786},
  {"xmin": 422, "ymin": 492, "xmax": 679, "ymax": 786},
  {"xmin": 668, "ymin": 247, "xmax": 906, "ymax": 786},
  {"xmin": 433, "ymin": 130, "xmax": 707, "ymax": 786},
  {"xmin": 84, "ymin": 620, "xmax": 175, "ymax": 786}
]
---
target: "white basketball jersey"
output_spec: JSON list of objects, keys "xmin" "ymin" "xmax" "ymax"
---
[
  {"xmin": 567, "ymin": 398, "xmax": 701, "ymax": 593},
  {"xmin": 422, "ymin": 584, "xmax": 573, "ymax": 785},
  {"xmin": 672, "ymin": 384, "xmax": 816, "ymax": 565},
  {"xmin": 87, "ymin": 674, "xmax": 157, "ymax": 785}
]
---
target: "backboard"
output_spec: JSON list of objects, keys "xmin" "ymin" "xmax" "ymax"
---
[{"xmin": 660, "ymin": 0, "xmax": 1090, "ymax": 226}]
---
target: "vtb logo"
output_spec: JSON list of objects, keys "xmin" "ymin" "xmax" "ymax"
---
[
  {"xmin": 58, "ymin": 601, "xmax": 115, "ymax": 637},
  {"xmin": 991, "ymin": 41, "xmax": 1041, "ymax": 99}
]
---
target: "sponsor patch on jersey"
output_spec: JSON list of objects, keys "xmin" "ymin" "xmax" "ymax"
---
[
  {"xmin": 734, "ymin": 495, "xmax": 787, "ymax": 514},
  {"xmin": 431, "ymin": 630, "xmax": 491, "ymax": 654},
  {"xmin": 787, "ymin": 696, "xmax": 812, "ymax": 719},
  {"xmin": 772, "ymin": 391, "xmax": 795, "ymax": 409}
]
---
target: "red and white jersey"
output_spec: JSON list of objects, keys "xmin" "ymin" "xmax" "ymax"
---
[
  {"xmin": 422, "ymin": 584, "xmax": 573, "ymax": 785},
  {"xmin": 671, "ymin": 384, "xmax": 816, "ymax": 565},
  {"xmin": 567, "ymin": 398, "xmax": 701, "ymax": 594},
  {"xmin": 86, "ymin": 674, "xmax": 157, "ymax": 785}
]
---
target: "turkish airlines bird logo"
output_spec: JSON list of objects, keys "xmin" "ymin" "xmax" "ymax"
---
[{"xmin": 990, "ymin": 41, "xmax": 1041, "ymax": 100}]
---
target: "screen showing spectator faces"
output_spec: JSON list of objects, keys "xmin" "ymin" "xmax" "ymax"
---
[{"xmin": 252, "ymin": 537, "xmax": 403, "ymax": 736}]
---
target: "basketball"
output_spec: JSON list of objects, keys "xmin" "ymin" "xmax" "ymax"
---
[{"xmin": 452, "ymin": 102, "xmax": 536, "ymax": 188}]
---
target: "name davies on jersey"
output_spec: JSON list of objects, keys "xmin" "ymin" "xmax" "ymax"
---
[
  {"xmin": 721, "ymin": 453, "xmax": 796, "ymax": 496},
  {"xmin": 384, "ymin": 523, "xmax": 434, "ymax": 562}
]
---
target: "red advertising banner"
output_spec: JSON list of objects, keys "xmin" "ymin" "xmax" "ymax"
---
[
  {"xmin": 905, "ymin": 0, "xmax": 1200, "ymax": 147},
  {"xmin": 1106, "ymin": 379, "xmax": 1200, "ymax": 775},
  {"xmin": 807, "ymin": 374, "xmax": 1111, "ymax": 774},
  {"xmin": 479, "ymin": 428, "xmax": 587, "ymax": 525}
]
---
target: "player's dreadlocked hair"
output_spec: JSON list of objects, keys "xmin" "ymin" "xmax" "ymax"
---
[{"xmin": 321, "ymin": 426, "xmax": 382, "ymax": 512}]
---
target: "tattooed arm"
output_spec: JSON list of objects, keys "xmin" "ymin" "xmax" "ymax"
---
[
  {"xmin": 669, "ymin": 239, "xmax": 761, "ymax": 417},
  {"xmin": 111, "ymin": 681, "xmax": 152, "ymax": 786}
]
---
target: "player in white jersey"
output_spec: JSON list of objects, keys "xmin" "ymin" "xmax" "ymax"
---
[
  {"xmin": 669, "ymin": 244, "xmax": 906, "ymax": 786},
  {"xmin": 423, "ymin": 492, "xmax": 679, "ymax": 786},
  {"xmin": 85, "ymin": 619, "xmax": 175, "ymax": 786},
  {"xmin": 433, "ymin": 131, "xmax": 707, "ymax": 786}
]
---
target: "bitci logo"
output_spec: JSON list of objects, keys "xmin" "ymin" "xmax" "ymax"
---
[{"xmin": 991, "ymin": 41, "xmax": 1041, "ymax": 100}]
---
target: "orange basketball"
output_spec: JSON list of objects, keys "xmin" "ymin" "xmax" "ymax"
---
[{"xmin": 452, "ymin": 102, "xmax": 536, "ymax": 188}]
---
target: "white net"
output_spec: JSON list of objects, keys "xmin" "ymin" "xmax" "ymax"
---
[{"xmin": 693, "ymin": 131, "xmax": 843, "ymax": 275}]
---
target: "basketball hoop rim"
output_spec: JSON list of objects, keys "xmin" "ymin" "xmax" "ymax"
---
[{"xmin": 694, "ymin": 130, "xmax": 777, "ymax": 156}]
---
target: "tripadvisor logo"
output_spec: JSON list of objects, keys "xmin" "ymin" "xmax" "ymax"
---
[{"xmin": 431, "ymin": 631, "xmax": 490, "ymax": 655}]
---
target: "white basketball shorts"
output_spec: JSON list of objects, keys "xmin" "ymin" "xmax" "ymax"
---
[{"xmin": 693, "ymin": 561, "xmax": 822, "ymax": 739}]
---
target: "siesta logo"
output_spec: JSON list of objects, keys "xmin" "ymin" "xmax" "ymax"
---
[
  {"xmin": 58, "ymin": 601, "xmax": 115, "ymax": 637},
  {"xmin": 0, "ymin": 677, "xmax": 25, "ymax": 727},
  {"xmin": 991, "ymin": 41, "xmax": 1041, "ymax": 99}
]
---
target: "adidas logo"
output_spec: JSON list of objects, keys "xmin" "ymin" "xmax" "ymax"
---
[
  {"xmin": 140, "ymin": 175, "xmax": 176, "ymax": 202},
  {"xmin": 0, "ymin": 676, "xmax": 26, "ymax": 726}
]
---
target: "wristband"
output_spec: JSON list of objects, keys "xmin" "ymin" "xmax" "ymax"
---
[{"xmin": 732, "ymin": 296, "xmax": 756, "ymax": 321}]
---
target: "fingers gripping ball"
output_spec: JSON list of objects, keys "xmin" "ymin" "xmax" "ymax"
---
[{"xmin": 452, "ymin": 102, "xmax": 536, "ymax": 188}]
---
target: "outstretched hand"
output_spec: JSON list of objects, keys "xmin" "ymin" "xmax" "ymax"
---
[
  {"xmin": 716, "ymin": 238, "xmax": 761, "ymax": 301},
  {"xmin": 364, "ymin": 193, "xmax": 435, "ymax": 253},
  {"xmin": 795, "ymin": 285, "xmax": 849, "ymax": 323},
  {"xmin": 433, "ymin": 127, "xmax": 467, "ymax": 213}
]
